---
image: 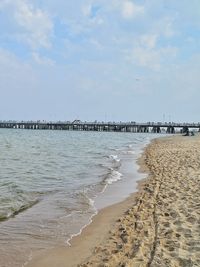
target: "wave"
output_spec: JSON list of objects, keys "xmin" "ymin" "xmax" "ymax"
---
[
  {"xmin": 73, "ymin": 190, "xmax": 97, "ymax": 212},
  {"xmin": 103, "ymin": 168, "xmax": 123, "ymax": 185},
  {"xmin": 66, "ymin": 208, "xmax": 97, "ymax": 247},
  {"xmin": 0, "ymin": 199, "xmax": 40, "ymax": 222},
  {"xmin": 65, "ymin": 190, "xmax": 98, "ymax": 246},
  {"xmin": 109, "ymin": 154, "xmax": 120, "ymax": 162},
  {"xmin": 65, "ymin": 168, "xmax": 122, "ymax": 248}
]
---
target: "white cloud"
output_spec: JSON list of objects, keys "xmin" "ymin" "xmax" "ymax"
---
[
  {"xmin": 0, "ymin": 48, "xmax": 36, "ymax": 92},
  {"xmin": 0, "ymin": 0, "xmax": 53, "ymax": 50},
  {"xmin": 81, "ymin": 3, "xmax": 104, "ymax": 29},
  {"xmin": 32, "ymin": 52, "xmax": 55, "ymax": 66},
  {"xmin": 0, "ymin": 48, "xmax": 29, "ymax": 72},
  {"xmin": 131, "ymin": 47, "xmax": 161, "ymax": 70},
  {"xmin": 14, "ymin": 0, "xmax": 53, "ymax": 49},
  {"xmin": 126, "ymin": 42, "xmax": 177, "ymax": 71},
  {"xmin": 122, "ymin": 1, "xmax": 144, "ymax": 19},
  {"xmin": 156, "ymin": 17, "xmax": 175, "ymax": 38}
]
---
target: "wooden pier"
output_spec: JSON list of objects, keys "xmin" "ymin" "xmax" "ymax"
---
[{"xmin": 0, "ymin": 121, "xmax": 199, "ymax": 134}]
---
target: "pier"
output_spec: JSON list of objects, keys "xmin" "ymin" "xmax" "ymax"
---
[{"xmin": 0, "ymin": 121, "xmax": 199, "ymax": 134}]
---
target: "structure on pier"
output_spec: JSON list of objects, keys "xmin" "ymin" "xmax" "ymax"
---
[{"xmin": 0, "ymin": 121, "xmax": 199, "ymax": 134}]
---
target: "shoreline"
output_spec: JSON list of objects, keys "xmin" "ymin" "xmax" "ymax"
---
[
  {"xmin": 26, "ymin": 187, "xmax": 145, "ymax": 267},
  {"xmin": 79, "ymin": 134, "xmax": 200, "ymax": 266},
  {"xmin": 27, "ymin": 138, "xmax": 152, "ymax": 267},
  {"xmin": 28, "ymin": 134, "xmax": 200, "ymax": 267}
]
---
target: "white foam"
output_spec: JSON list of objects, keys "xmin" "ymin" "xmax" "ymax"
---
[
  {"xmin": 109, "ymin": 154, "xmax": 120, "ymax": 162},
  {"xmin": 65, "ymin": 197, "xmax": 98, "ymax": 246},
  {"xmin": 106, "ymin": 169, "xmax": 122, "ymax": 185}
]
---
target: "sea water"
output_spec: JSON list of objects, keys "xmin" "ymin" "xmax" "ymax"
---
[{"xmin": 0, "ymin": 129, "xmax": 161, "ymax": 267}]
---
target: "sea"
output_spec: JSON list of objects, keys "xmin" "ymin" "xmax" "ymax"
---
[{"xmin": 0, "ymin": 129, "xmax": 161, "ymax": 267}]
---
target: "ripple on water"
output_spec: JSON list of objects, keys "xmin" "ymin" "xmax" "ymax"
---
[{"xmin": 0, "ymin": 129, "xmax": 159, "ymax": 267}]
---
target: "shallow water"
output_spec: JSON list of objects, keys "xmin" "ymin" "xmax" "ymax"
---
[{"xmin": 0, "ymin": 129, "xmax": 161, "ymax": 267}]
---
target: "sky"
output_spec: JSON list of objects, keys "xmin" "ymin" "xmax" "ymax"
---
[{"xmin": 0, "ymin": 0, "xmax": 200, "ymax": 122}]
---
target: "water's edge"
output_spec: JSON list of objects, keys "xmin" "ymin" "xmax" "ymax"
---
[
  {"xmin": 26, "ymin": 137, "xmax": 160, "ymax": 267},
  {"xmin": 0, "ymin": 130, "xmax": 164, "ymax": 267}
]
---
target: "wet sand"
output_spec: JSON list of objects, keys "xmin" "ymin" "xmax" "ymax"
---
[{"xmin": 28, "ymin": 135, "xmax": 200, "ymax": 267}]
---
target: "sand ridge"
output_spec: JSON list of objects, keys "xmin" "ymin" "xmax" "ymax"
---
[{"xmin": 79, "ymin": 136, "xmax": 200, "ymax": 267}]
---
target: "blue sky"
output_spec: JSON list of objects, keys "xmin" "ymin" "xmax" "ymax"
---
[{"xmin": 0, "ymin": 0, "xmax": 200, "ymax": 122}]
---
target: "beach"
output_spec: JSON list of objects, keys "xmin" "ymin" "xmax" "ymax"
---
[
  {"xmin": 0, "ymin": 130, "xmax": 154, "ymax": 267},
  {"xmin": 27, "ymin": 134, "xmax": 200, "ymax": 267}
]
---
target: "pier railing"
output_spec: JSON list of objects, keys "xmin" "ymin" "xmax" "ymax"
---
[{"xmin": 0, "ymin": 121, "xmax": 199, "ymax": 133}]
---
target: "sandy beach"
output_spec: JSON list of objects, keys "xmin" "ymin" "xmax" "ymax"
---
[{"xmin": 28, "ymin": 135, "xmax": 200, "ymax": 267}]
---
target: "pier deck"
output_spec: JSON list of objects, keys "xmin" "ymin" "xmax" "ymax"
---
[{"xmin": 0, "ymin": 121, "xmax": 199, "ymax": 134}]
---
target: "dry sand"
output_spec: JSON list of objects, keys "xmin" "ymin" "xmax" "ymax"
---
[{"xmin": 28, "ymin": 135, "xmax": 200, "ymax": 267}]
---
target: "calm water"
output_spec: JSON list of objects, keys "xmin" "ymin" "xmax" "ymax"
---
[{"xmin": 0, "ymin": 129, "xmax": 160, "ymax": 267}]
